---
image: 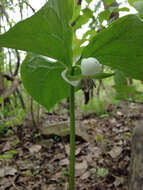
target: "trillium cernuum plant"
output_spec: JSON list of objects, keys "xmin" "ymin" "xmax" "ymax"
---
[{"xmin": 1, "ymin": 0, "xmax": 143, "ymax": 189}]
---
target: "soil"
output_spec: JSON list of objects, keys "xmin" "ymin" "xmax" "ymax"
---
[{"xmin": 0, "ymin": 102, "xmax": 143, "ymax": 190}]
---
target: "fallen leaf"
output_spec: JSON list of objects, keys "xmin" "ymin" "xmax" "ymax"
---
[
  {"xmin": 0, "ymin": 166, "xmax": 17, "ymax": 177},
  {"xmin": 47, "ymin": 184, "xmax": 57, "ymax": 190},
  {"xmin": 75, "ymin": 160, "xmax": 88, "ymax": 177},
  {"xmin": 29, "ymin": 144, "xmax": 42, "ymax": 154},
  {"xmin": 89, "ymin": 147, "xmax": 102, "ymax": 158},
  {"xmin": 114, "ymin": 176, "xmax": 125, "ymax": 187},
  {"xmin": 65, "ymin": 144, "xmax": 82, "ymax": 156},
  {"xmin": 59, "ymin": 158, "xmax": 69, "ymax": 166},
  {"xmin": 116, "ymin": 111, "xmax": 123, "ymax": 116},
  {"xmin": 0, "ymin": 177, "xmax": 11, "ymax": 189},
  {"xmin": 81, "ymin": 171, "xmax": 90, "ymax": 180},
  {"xmin": 108, "ymin": 146, "xmax": 122, "ymax": 159}
]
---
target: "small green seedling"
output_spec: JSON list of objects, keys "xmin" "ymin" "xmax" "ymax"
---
[
  {"xmin": 54, "ymin": 135, "xmax": 61, "ymax": 142},
  {"xmin": 96, "ymin": 168, "xmax": 109, "ymax": 178},
  {"xmin": 34, "ymin": 133, "xmax": 41, "ymax": 139},
  {"xmin": 96, "ymin": 134, "xmax": 105, "ymax": 145},
  {"xmin": 62, "ymin": 167, "xmax": 70, "ymax": 176},
  {"xmin": 122, "ymin": 132, "xmax": 132, "ymax": 139},
  {"xmin": 12, "ymin": 139, "xmax": 20, "ymax": 147},
  {"xmin": 22, "ymin": 170, "xmax": 32, "ymax": 176},
  {"xmin": 0, "ymin": 150, "xmax": 18, "ymax": 160}
]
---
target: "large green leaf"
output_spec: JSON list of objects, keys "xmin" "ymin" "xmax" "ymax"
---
[
  {"xmin": 82, "ymin": 14, "xmax": 143, "ymax": 80},
  {"xmin": 0, "ymin": 0, "xmax": 74, "ymax": 66},
  {"xmin": 21, "ymin": 54, "xmax": 70, "ymax": 110},
  {"xmin": 128, "ymin": 0, "xmax": 143, "ymax": 6},
  {"xmin": 114, "ymin": 70, "xmax": 127, "ymax": 87}
]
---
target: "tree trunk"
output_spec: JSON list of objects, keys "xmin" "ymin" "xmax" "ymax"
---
[{"xmin": 129, "ymin": 121, "xmax": 143, "ymax": 190}]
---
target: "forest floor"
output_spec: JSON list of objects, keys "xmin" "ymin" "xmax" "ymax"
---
[{"xmin": 0, "ymin": 102, "xmax": 143, "ymax": 190}]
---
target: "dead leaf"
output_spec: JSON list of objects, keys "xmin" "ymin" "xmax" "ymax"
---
[
  {"xmin": 29, "ymin": 144, "xmax": 41, "ymax": 154},
  {"xmin": 81, "ymin": 171, "xmax": 90, "ymax": 180},
  {"xmin": 17, "ymin": 159, "xmax": 36, "ymax": 170},
  {"xmin": 47, "ymin": 184, "xmax": 57, "ymax": 190},
  {"xmin": 75, "ymin": 147, "xmax": 82, "ymax": 156},
  {"xmin": 116, "ymin": 111, "xmax": 123, "ymax": 116},
  {"xmin": 0, "ymin": 166, "xmax": 17, "ymax": 177},
  {"xmin": 89, "ymin": 147, "xmax": 102, "ymax": 158},
  {"xmin": 108, "ymin": 146, "xmax": 122, "ymax": 159},
  {"xmin": 65, "ymin": 144, "xmax": 82, "ymax": 156},
  {"xmin": 59, "ymin": 158, "xmax": 69, "ymax": 166},
  {"xmin": 75, "ymin": 160, "xmax": 88, "ymax": 177},
  {"xmin": 85, "ymin": 154, "xmax": 93, "ymax": 163},
  {"xmin": 65, "ymin": 144, "xmax": 70, "ymax": 156},
  {"xmin": 2, "ymin": 142, "xmax": 11, "ymax": 152},
  {"xmin": 90, "ymin": 168, "xmax": 97, "ymax": 175},
  {"xmin": 114, "ymin": 176, "xmax": 125, "ymax": 187},
  {"xmin": 0, "ymin": 177, "xmax": 11, "ymax": 189},
  {"xmin": 110, "ymin": 118, "xmax": 117, "ymax": 125},
  {"xmin": 51, "ymin": 171, "xmax": 62, "ymax": 181}
]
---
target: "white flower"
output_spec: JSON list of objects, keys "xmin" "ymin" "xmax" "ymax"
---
[
  {"xmin": 134, "ymin": 1, "xmax": 143, "ymax": 14},
  {"xmin": 81, "ymin": 57, "xmax": 102, "ymax": 76},
  {"xmin": 61, "ymin": 57, "xmax": 102, "ymax": 87}
]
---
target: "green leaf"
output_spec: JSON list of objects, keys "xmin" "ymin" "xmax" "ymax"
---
[
  {"xmin": 91, "ymin": 72, "xmax": 114, "ymax": 79},
  {"xmin": 98, "ymin": 10, "xmax": 111, "ymax": 24},
  {"xmin": 128, "ymin": 0, "xmax": 143, "ymax": 6},
  {"xmin": 82, "ymin": 15, "xmax": 143, "ymax": 80},
  {"xmin": 95, "ymin": 0, "xmax": 102, "ymax": 13},
  {"xmin": 73, "ymin": 14, "xmax": 90, "ymax": 30},
  {"xmin": 82, "ymin": 8, "xmax": 93, "ymax": 18},
  {"xmin": 83, "ymin": 29, "xmax": 96, "ymax": 40},
  {"xmin": 97, "ymin": 168, "xmax": 109, "ymax": 178},
  {"xmin": 109, "ymin": 7, "xmax": 130, "ymax": 13},
  {"xmin": 73, "ymin": 8, "xmax": 93, "ymax": 30},
  {"xmin": 67, "ymin": 72, "xmax": 114, "ymax": 81},
  {"xmin": 0, "ymin": 0, "xmax": 74, "ymax": 66},
  {"xmin": 113, "ymin": 84, "xmax": 141, "ymax": 100},
  {"xmin": 104, "ymin": 0, "xmax": 115, "ymax": 6},
  {"xmin": 133, "ymin": 1, "xmax": 143, "ymax": 18},
  {"xmin": 21, "ymin": 54, "xmax": 70, "ymax": 110},
  {"xmin": 86, "ymin": 0, "xmax": 92, "ymax": 4},
  {"xmin": 72, "ymin": 4, "xmax": 81, "ymax": 23},
  {"xmin": 72, "ymin": 37, "xmax": 84, "ymax": 58},
  {"xmin": 113, "ymin": 70, "xmax": 142, "ymax": 100},
  {"xmin": 114, "ymin": 70, "xmax": 127, "ymax": 87},
  {"xmin": 0, "ymin": 150, "xmax": 18, "ymax": 160}
]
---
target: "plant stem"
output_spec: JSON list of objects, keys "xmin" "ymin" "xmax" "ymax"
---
[{"xmin": 69, "ymin": 69, "xmax": 75, "ymax": 190}]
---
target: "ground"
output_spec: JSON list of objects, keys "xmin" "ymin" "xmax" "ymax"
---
[{"xmin": 0, "ymin": 102, "xmax": 143, "ymax": 190}]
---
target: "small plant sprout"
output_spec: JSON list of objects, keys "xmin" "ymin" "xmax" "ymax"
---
[
  {"xmin": 97, "ymin": 168, "xmax": 109, "ymax": 178},
  {"xmin": 81, "ymin": 57, "xmax": 102, "ymax": 77}
]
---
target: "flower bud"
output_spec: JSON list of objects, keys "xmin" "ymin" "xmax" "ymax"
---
[{"xmin": 81, "ymin": 57, "xmax": 102, "ymax": 76}]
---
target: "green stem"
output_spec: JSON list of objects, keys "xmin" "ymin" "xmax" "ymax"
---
[{"xmin": 69, "ymin": 69, "xmax": 75, "ymax": 190}]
